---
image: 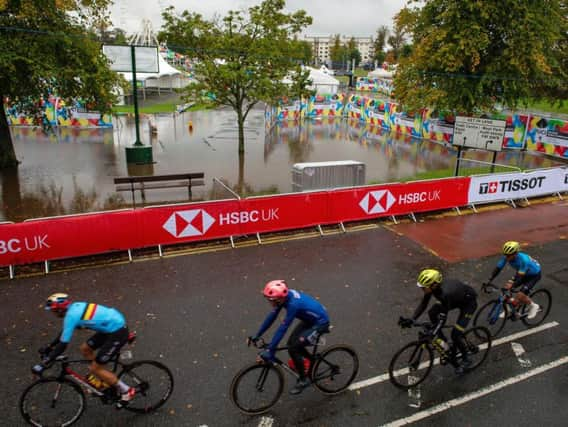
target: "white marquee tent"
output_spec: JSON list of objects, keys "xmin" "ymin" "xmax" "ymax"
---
[
  {"xmin": 283, "ymin": 67, "xmax": 340, "ymax": 95},
  {"xmin": 368, "ymin": 67, "xmax": 395, "ymax": 79}
]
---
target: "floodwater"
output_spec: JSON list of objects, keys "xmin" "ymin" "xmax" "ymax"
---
[{"xmin": 0, "ymin": 107, "xmax": 563, "ymax": 222}]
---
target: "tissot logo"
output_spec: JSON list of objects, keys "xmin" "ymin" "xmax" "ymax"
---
[
  {"xmin": 479, "ymin": 181, "xmax": 499, "ymax": 194},
  {"xmin": 479, "ymin": 176, "xmax": 546, "ymax": 195},
  {"xmin": 359, "ymin": 190, "xmax": 396, "ymax": 214},
  {"xmin": 163, "ymin": 209, "xmax": 215, "ymax": 238}
]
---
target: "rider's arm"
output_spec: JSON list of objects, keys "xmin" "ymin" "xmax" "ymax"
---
[
  {"xmin": 44, "ymin": 341, "xmax": 68, "ymax": 364},
  {"xmin": 268, "ymin": 307, "xmax": 297, "ymax": 352},
  {"xmin": 255, "ymin": 306, "xmax": 282, "ymax": 338},
  {"xmin": 412, "ymin": 293, "xmax": 432, "ymax": 321},
  {"xmin": 489, "ymin": 257, "xmax": 506, "ymax": 282}
]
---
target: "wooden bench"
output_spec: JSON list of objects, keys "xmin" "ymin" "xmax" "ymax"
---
[{"xmin": 114, "ymin": 173, "xmax": 205, "ymax": 207}]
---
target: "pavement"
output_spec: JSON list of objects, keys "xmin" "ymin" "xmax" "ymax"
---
[{"xmin": 2, "ymin": 199, "xmax": 568, "ymax": 426}]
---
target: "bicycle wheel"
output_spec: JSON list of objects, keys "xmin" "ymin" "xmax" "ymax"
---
[
  {"xmin": 459, "ymin": 326, "xmax": 492, "ymax": 372},
  {"xmin": 230, "ymin": 363, "xmax": 284, "ymax": 415},
  {"xmin": 20, "ymin": 378, "xmax": 85, "ymax": 426},
  {"xmin": 521, "ymin": 289, "xmax": 552, "ymax": 327},
  {"xmin": 118, "ymin": 360, "xmax": 174, "ymax": 413},
  {"xmin": 388, "ymin": 341, "xmax": 434, "ymax": 390},
  {"xmin": 473, "ymin": 299, "xmax": 508, "ymax": 338},
  {"xmin": 311, "ymin": 345, "xmax": 359, "ymax": 395}
]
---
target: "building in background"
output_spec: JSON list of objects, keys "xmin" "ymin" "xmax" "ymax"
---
[{"xmin": 304, "ymin": 35, "xmax": 375, "ymax": 67}]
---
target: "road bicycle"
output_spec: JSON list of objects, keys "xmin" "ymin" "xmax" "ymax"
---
[
  {"xmin": 230, "ymin": 335, "xmax": 359, "ymax": 415},
  {"xmin": 389, "ymin": 321, "xmax": 492, "ymax": 389},
  {"xmin": 473, "ymin": 282, "xmax": 552, "ymax": 338},
  {"xmin": 19, "ymin": 332, "xmax": 174, "ymax": 426}
]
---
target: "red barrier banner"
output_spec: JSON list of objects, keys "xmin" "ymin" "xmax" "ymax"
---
[
  {"xmin": 137, "ymin": 192, "xmax": 331, "ymax": 247},
  {"xmin": 329, "ymin": 177, "xmax": 470, "ymax": 222},
  {"xmin": 138, "ymin": 200, "xmax": 243, "ymax": 246},
  {"xmin": 0, "ymin": 210, "xmax": 143, "ymax": 266}
]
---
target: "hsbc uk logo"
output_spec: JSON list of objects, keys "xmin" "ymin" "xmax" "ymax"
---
[
  {"xmin": 359, "ymin": 190, "xmax": 396, "ymax": 214},
  {"xmin": 163, "ymin": 209, "xmax": 215, "ymax": 238}
]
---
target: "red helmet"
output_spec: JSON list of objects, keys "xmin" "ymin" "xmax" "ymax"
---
[
  {"xmin": 263, "ymin": 280, "xmax": 289, "ymax": 300},
  {"xmin": 45, "ymin": 293, "xmax": 71, "ymax": 312}
]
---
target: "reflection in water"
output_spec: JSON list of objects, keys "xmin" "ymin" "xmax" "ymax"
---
[{"xmin": 0, "ymin": 110, "xmax": 563, "ymax": 222}]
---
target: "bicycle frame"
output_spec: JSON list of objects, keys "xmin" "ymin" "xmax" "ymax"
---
[{"xmin": 265, "ymin": 342, "xmax": 322, "ymax": 379}]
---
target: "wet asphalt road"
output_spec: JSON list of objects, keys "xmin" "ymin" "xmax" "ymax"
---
[{"xmin": 1, "ymin": 206, "xmax": 568, "ymax": 426}]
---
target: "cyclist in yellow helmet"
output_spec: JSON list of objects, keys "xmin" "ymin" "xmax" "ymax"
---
[
  {"xmin": 399, "ymin": 268, "xmax": 478, "ymax": 375},
  {"xmin": 487, "ymin": 241, "xmax": 542, "ymax": 319}
]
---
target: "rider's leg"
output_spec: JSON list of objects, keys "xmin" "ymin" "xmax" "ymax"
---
[
  {"xmin": 287, "ymin": 322, "xmax": 309, "ymax": 379},
  {"xmin": 87, "ymin": 328, "xmax": 129, "ymax": 393},
  {"xmin": 428, "ymin": 304, "xmax": 448, "ymax": 342},
  {"xmin": 452, "ymin": 301, "xmax": 477, "ymax": 373},
  {"xmin": 516, "ymin": 273, "xmax": 541, "ymax": 318}
]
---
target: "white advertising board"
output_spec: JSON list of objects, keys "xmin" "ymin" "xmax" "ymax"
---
[
  {"xmin": 453, "ymin": 116, "xmax": 506, "ymax": 151},
  {"xmin": 468, "ymin": 167, "xmax": 568, "ymax": 204},
  {"xmin": 102, "ymin": 45, "xmax": 159, "ymax": 73}
]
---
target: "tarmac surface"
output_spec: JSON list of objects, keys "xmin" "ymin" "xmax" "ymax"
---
[{"xmin": 1, "ymin": 199, "xmax": 568, "ymax": 426}]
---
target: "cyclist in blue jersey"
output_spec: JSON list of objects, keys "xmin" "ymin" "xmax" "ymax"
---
[
  {"xmin": 488, "ymin": 241, "xmax": 542, "ymax": 319},
  {"xmin": 32, "ymin": 293, "xmax": 135, "ymax": 405},
  {"xmin": 248, "ymin": 280, "xmax": 330, "ymax": 395}
]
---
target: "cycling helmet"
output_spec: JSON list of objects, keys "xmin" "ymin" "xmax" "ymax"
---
[
  {"xmin": 263, "ymin": 280, "xmax": 289, "ymax": 300},
  {"xmin": 502, "ymin": 241, "xmax": 520, "ymax": 256},
  {"xmin": 45, "ymin": 293, "xmax": 71, "ymax": 312},
  {"xmin": 417, "ymin": 269, "xmax": 442, "ymax": 288}
]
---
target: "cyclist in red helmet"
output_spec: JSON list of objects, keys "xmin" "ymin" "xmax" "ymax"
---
[
  {"xmin": 248, "ymin": 280, "xmax": 330, "ymax": 395},
  {"xmin": 33, "ymin": 293, "xmax": 135, "ymax": 406}
]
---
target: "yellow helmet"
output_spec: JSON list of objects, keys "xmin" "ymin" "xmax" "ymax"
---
[
  {"xmin": 417, "ymin": 269, "xmax": 442, "ymax": 288},
  {"xmin": 502, "ymin": 241, "xmax": 520, "ymax": 255}
]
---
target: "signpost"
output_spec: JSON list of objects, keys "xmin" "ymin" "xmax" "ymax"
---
[
  {"xmin": 453, "ymin": 116, "xmax": 507, "ymax": 175},
  {"xmin": 103, "ymin": 45, "xmax": 159, "ymax": 164}
]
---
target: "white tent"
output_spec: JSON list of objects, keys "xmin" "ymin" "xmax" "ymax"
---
[
  {"xmin": 307, "ymin": 67, "xmax": 340, "ymax": 94},
  {"xmin": 368, "ymin": 68, "xmax": 394, "ymax": 79},
  {"xmin": 119, "ymin": 52, "xmax": 193, "ymax": 96}
]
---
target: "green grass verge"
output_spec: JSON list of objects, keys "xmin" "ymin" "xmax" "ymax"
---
[
  {"xmin": 112, "ymin": 101, "xmax": 215, "ymax": 114},
  {"xmin": 523, "ymin": 100, "xmax": 568, "ymax": 115}
]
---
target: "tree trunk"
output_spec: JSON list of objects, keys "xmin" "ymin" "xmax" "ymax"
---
[
  {"xmin": 237, "ymin": 108, "xmax": 245, "ymax": 154},
  {"xmin": 1, "ymin": 166, "xmax": 22, "ymax": 222},
  {"xmin": 237, "ymin": 150, "xmax": 245, "ymax": 195},
  {"xmin": 0, "ymin": 106, "xmax": 19, "ymax": 169}
]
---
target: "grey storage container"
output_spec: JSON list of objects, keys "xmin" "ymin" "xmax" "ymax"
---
[{"xmin": 292, "ymin": 161, "xmax": 366, "ymax": 191}]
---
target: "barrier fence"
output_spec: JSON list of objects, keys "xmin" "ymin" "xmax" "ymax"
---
[{"xmin": 2, "ymin": 167, "xmax": 567, "ymax": 275}]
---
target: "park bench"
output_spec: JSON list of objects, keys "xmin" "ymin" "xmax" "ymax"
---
[{"xmin": 114, "ymin": 172, "xmax": 205, "ymax": 207}]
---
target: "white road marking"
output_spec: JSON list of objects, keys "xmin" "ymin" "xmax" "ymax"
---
[
  {"xmin": 258, "ymin": 416, "xmax": 274, "ymax": 427},
  {"xmin": 511, "ymin": 342, "xmax": 532, "ymax": 368},
  {"xmin": 348, "ymin": 321, "xmax": 559, "ymax": 391},
  {"xmin": 379, "ymin": 355, "xmax": 568, "ymax": 427}
]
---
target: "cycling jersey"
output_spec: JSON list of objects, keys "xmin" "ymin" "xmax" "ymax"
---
[
  {"xmin": 413, "ymin": 279, "xmax": 477, "ymax": 319},
  {"xmin": 496, "ymin": 252, "xmax": 541, "ymax": 276},
  {"xmin": 60, "ymin": 302, "xmax": 126, "ymax": 343},
  {"xmin": 256, "ymin": 289, "xmax": 330, "ymax": 352}
]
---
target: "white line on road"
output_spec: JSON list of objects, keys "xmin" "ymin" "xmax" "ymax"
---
[
  {"xmin": 379, "ymin": 354, "xmax": 568, "ymax": 427},
  {"xmin": 348, "ymin": 321, "xmax": 559, "ymax": 391},
  {"xmin": 511, "ymin": 342, "xmax": 532, "ymax": 368},
  {"xmin": 257, "ymin": 416, "xmax": 274, "ymax": 427}
]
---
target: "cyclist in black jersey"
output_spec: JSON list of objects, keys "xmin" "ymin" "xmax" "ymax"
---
[{"xmin": 399, "ymin": 269, "xmax": 478, "ymax": 375}]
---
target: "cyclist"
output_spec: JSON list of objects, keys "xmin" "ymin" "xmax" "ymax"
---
[
  {"xmin": 248, "ymin": 280, "xmax": 330, "ymax": 395},
  {"xmin": 32, "ymin": 293, "xmax": 135, "ymax": 405},
  {"xmin": 399, "ymin": 269, "xmax": 478, "ymax": 375},
  {"xmin": 487, "ymin": 241, "xmax": 541, "ymax": 319}
]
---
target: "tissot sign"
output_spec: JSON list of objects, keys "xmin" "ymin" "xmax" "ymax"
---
[{"xmin": 468, "ymin": 168, "xmax": 568, "ymax": 203}]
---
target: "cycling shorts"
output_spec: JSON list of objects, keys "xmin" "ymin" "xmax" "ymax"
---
[{"xmin": 87, "ymin": 326, "xmax": 129, "ymax": 364}]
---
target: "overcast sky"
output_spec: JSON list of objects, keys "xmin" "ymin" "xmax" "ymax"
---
[{"xmin": 110, "ymin": 0, "xmax": 408, "ymax": 37}]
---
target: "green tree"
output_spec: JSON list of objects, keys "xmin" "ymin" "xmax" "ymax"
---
[
  {"xmin": 393, "ymin": 0, "xmax": 568, "ymax": 114},
  {"xmin": 346, "ymin": 37, "xmax": 361, "ymax": 67},
  {"xmin": 329, "ymin": 34, "xmax": 344, "ymax": 67},
  {"xmin": 387, "ymin": 21, "xmax": 407, "ymax": 62},
  {"xmin": 291, "ymin": 38, "xmax": 313, "ymax": 65},
  {"xmin": 158, "ymin": 0, "xmax": 312, "ymax": 159},
  {"xmin": 0, "ymin": 0, "xmax": 119, "ymax": 169},
  {"xmin": 373, "ymin": 25, "xmax": 389, "ymax": 64}
]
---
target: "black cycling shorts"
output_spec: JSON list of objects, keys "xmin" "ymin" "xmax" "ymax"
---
[
  {"xmin": 86, "ymin": 326, "xmax": 129, "ymax": 365},
  {"xmin": 516, "ymin": 272, "xmax": 541, "ymax": 295}
]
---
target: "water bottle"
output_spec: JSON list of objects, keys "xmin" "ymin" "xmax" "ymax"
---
[{"xmin": 434, "ymin": 337, "xmax": 449, "ymax": 352}]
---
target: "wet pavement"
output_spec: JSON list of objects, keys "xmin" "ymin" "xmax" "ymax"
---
[
  {"xmin": 1, "ymin": 200, "xmax": 568, "ymax": 426},
  {"xmin": 1, "ymin": 108, "xmax": 563, "ymax": 222}
]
